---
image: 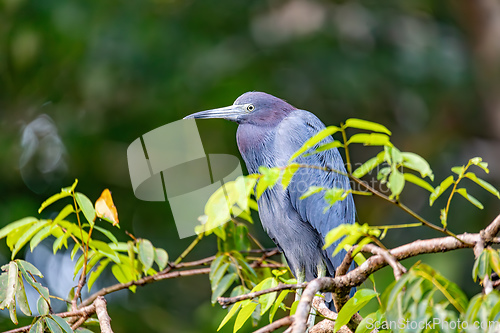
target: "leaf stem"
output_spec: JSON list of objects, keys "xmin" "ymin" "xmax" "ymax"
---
[
  {"xmin": 173, "ymin": 234, "xmax": 203, "ymax": 265},
  {"xmin": 340, "ymin": 124, "xmax": 352, "ymax": 174}
]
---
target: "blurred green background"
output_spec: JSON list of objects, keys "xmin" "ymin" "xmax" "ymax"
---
[{"xmin": 1, "ymin": 0, "xmax": 500, "ymax": 332}]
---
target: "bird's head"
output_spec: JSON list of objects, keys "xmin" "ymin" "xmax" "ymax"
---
[{"xmin": 184, "ymin": 92, "xmax": 296, "ymax": 125}]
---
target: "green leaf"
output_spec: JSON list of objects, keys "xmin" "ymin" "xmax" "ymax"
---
[
  {"xmin": 355, "ymin": 312, "xmax": 378, "ymax": 333},
  {"xmin": 256, "ymin": 167, "xmax": 280, "ymax": 199},
  {"xmin": 323, "ymin": 225, "xmax": 350, "ymax": 249},
  {"xmin": 38, "ymin": 192, "xmax": 71, "ymax": 214},
  {"xmin": 455, "ymin": 188, "xmax": 484, "ymax": 209},
  {"xmin": 53, "ymin": 204, "xmax": 75, "ymax": 225},
  {"xmin": 234, "ymin": 225, "xmax": 252, "ymax": 252},
  {"xmin": 30, "ymin": 226, "xmax": 54, "ymax": 252},
  {"xmin": 61, "ymin": 179, "xmax": 79, "ymax": 194},
  {"xmin": 137, "ymin": 239, "xmax": 155, "ymax": 273},
  {"xmin": 429, "ymin": 176, "xmax": 455, "ymax": 206},
  {"xmin": 469, "ymin": 157, "xmax": 489, "ymax": 173},
  {"xmin": 352, "ymin": 237, "xmax": 374, "ymax": 256},
  {"xmin": 4, "ymin": 262, "xmax": 18, "ymax": 320},
  {"xmin": 75, "ymin": 192, "xmax": 96, "ymax": 227},
  {"xmin": 387, "ymin": 169, "xmax": 405, "ymax": 197},
  {"xmin": 211, "ymin": 262, "xmax": 230, "ymax": 289},
  {"xmin": 234, "ymin": 301, "xmax": 258, "ymax": 333},
  {"xmin": 334, "ymin": 233, "xmax": 361, "ymax": 256},
  {"xmin": 37, "ymin": 295, "xmax": 50, "ymax": 316},
  {"xmin": 0, "ymin": 273, "xmax": 8, "ymax": 309},
  {"xmin": 49, "ymin": 315, "xmax": 73, "ymax": 333},
  {"xmin": 384, "ymin": 146, "xmax": 402, "ymax": 165},
  {"xmin": 323, "ymin": 188, "xmax": 348, "ymax": 212},
  {"xmin": 8, "ymin": 296, "xmax": 17, "ymax": 325},
  {"xmin": 473, "ymin": 250, "xmax": 490, "ymax": 282},
  {"xmin": 53, "ymin": 232, "xmax": 72, "ymax": 254},
  {"xmin": 211, "ymin": 273, "xmax": 237, "ymax": 304},
  {"xmin": 12, "ymin": 220, "xmax": 51, "ymax": 259},
  {"xmin": 346, "ymin": 133, "xmax": 392, "ymax": 147},
  {"xmin": 312, "ymin": 140, "xmax": 343, "ymax": 154},
  {"xmin": 89, "ymin": 240, "xmax": 120, "ymax": 264},
  {"xmin": 289, "ymin": 300, "xmax": 299, "ymax": 315},
  {"xmin": 464, "ymin": 294, "xmax": 483, "ymax": 323},
  {"xmin": 464, "ymin": 172, "xmax": 500, "ymax": 199},
  {"xmin": 440, "ymin": 209, "xmax": 447, "ymax": 229},
  {"xmin": 288, "ymin": 126, "xmax": 340, "ymax": 162},
  {"xmin": 45, "ymin": 317, "xmax": 63, "ymax": 333},
  {"xmin": 253, "ymin": 277, "xmax": 278, "ymax": 315},
  {"xmin": 323, "ymin": 224, "xmax": 351, "ymax": 249},
  {"xmin": 111, "ymin": 264, "xmax": 136, "ymax": 292},
  {"xmin": 451, "ymin": 166, "xmax": 464, "ymax": 175},
  {"xmin": 401, "ymin": 152, "xmax": 434, "ymax": 180},
  {"xmin": 218, "ymin": 302, "xmax": 242, "ymax": 331},
  {"xmin": 345, "ymin": 118, "xmax": 392, "ymax": 135},
  {"xmin": 489, "ymin": 249, "xmax": 500, "ymax": 276},
  {"xmin": 377, "ymin": 167, "xmax": 390, "ymax": 183},
  {"xmin": 93, "ymin": 225, "xmax": 118, "ymax": 245},
  {"xmin": 202, "ymin": 183, "xmax": 233, "ymax": 234},
  {"xmin": 29, "ymin": 319, "xmax": 44, "ymax": 333},
  {"xmin": 210, "ymin": 255, "xmax": 225, "ymax": 281},
  {"xmin": 17, "ymin": 260, "xmax": 43, "ymax": 278},
  {"xmin": 16, "ymin": 273, "xmax": 31, "ymax": 316},
  {"xmin": 300, "ymin": 186, "xmax": 324, "ymax": 200},
  {"xmin": 70, "ymin": 243, "xmax": 81, "ymax": 260},
  {"xmin": 16, "ymin": 260, "xmax": 50, "ymax": 304},
  {"xmin": 269, "ymin": 290, "xmax": 290, "ymax": 323},
  {"xmin": 18, "ymin": 262, "xmax": 49, "ymax": 302},
  {"xmin": 352, "ymin": 152, "xmax": 385, "ymax": 178},
  {"xmin": 403, "ymin": 173, "xmax": 434, "ymax": 192},
  {"xmin": 0, "ymin": 217, "xmax": 38, "ymax": 239},
  {"xmin": 385, "ymin": 272, "xmax": 413, "ymax": 310},
  {"xmin": 412, "ymin": 263, "xmax": 468, "ymax": 312},
  {"xmin": 154, "ymin": 248, "xmax": 169, "ymax": 271},
  {"xmin": 88, "ymin": 258, "xmax": 111, "ymax": 292},
  {"xmin": 281, "ymin": 164, "xmax": 300, "ymax": 190}
]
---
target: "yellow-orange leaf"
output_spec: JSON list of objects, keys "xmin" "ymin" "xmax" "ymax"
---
[{"xmin": 95, "ymin": 189, "xmax": 119, "ymax": 226}]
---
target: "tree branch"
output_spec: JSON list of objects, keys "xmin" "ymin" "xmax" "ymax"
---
[
  {"xmin": 336, "ymin": 246, "xmax": 355, "ymax": 277},
  {"xmin": 95, "ymin": 296, "xmax": 113, "ymax": 333},
  {"xmin": 80, "ymin": 250, "xmax": 283, "ymax": 308},
  {"xmin": 363, "ymin": 244, "xmax": 406, "ymax": 280}
]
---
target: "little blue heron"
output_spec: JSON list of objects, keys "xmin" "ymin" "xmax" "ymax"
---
[{"xmin": 184, "ymin": 92, "xmax": 355, "ymax": 308}]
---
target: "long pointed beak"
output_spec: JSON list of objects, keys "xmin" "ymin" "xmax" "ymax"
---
[{"xmin": 183, "ymin": 104, "xmax": 248, "ymax": 122}]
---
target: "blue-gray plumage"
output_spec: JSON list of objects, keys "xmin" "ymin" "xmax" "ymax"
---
[{"xmin": 184, "ymin": 92, "xmax": 355, "ymax": 304}]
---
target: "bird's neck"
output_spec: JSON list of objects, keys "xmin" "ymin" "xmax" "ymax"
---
[{"xmin": 236, "ymin": 124, "xmax": 275, "ymax": 174}]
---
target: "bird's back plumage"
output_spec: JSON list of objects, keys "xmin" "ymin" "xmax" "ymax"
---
[{"xmin": 237, "ymin": 109, "xmax": 355, "ymax": 283}]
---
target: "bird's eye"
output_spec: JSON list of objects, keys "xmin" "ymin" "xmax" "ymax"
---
[{"xmin": 246, "ymin": 104, "xmax": 255, "ymax": 112}]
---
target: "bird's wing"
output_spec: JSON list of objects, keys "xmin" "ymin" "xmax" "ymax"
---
[{"xmin": 276, "ymin": 110, "xmax": 356, "ymax": 272}]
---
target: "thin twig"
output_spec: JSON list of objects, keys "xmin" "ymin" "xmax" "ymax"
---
[
  {"xmin": 350, "ymin": 176, "xmax": 463, "ymax": 241},
  {"xmin": 218, "ymin": 282, "xmax": 308, "ymax": 307},
  {"xmin": 71, "ymin": 316, "xmax": 88, "ymax": 330},
  {"xmin": 253, "ymin": 316, "xmax": 294, "ymax": 333},
  {"xmin": 71, "ymin": 189, "xmax": 86, "ymax": 311},
  {"xmin": 174, "ymin": 234, "xmax": 203, "ymax": 265},
  {"xmin": 363, "ymin": 244, "xmax": 407, "ymax": 280}
]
